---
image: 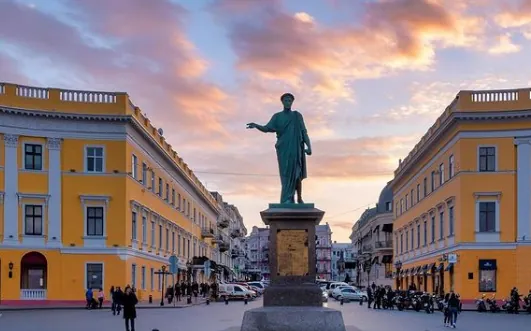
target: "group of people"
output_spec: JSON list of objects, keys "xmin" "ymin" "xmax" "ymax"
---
[
  {"xmin": 366, "ymin": 283, "xmax": 394, "ymax": 309},
  {"xmin": 165, "ymin": 281, "xmax": 215, "ymax": 303},
  {"xmin": 84, "ymin": 286, "xmax": 138, "ymax": 331}
]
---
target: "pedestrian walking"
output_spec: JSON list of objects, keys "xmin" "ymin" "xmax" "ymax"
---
[
  {"xmin": 98, "ymin": 288, "xmax": 105, "ymax": 308},
  {"xmin": 122, "ymin": 286, "xmax": 138, "ymax": 331},
  {"xmin": 443, "ymin": 293, "xmax": 450, "ymax": 327},
  {"xmin": 447, "ymin": 292, "xmax": 459, "ymax": 328},
  {"xmin": 85, "ymin": 288, "xmax": 94, "ymax": 309}
]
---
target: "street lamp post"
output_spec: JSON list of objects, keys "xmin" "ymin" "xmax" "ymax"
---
[{"xmin": 160, "ymin": 265, "xmax": 166, "ymax": 306}]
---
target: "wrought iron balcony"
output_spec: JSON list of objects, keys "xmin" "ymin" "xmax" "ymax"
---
[
  {"xmin": 218, "ymin": 216, "xmax": 229, "ymax": 228},
  {"xmin": 218, "ymin": 242, "xmax": 229, "ymax": 252},
  {"xmin": 262, "ymin": 245, "xmax": 269, "ymax": 251},
  {"xmin": 230, "ymin": 229, "xmax": 243, "ymax": 238},
  {"xmin": 375, "ymin": 240, "xmax": 393, "ymax": 249},
  {"xmin": 362, "ymin": 244, "xmax": 373, "ymax": 253},
  {"xmin": 201, "ymin": 227, "xmax": 215, "ymax": 238}
]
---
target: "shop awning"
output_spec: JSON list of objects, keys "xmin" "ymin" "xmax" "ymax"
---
[
  {"xmin": 435, "ymin": 263, "xmax": 444, "ymax": 272},
  {"xmin": 420, "ymin": 264, "xmax": 428, "ymax": 275},
  {"xmin": 412, "ymin": 266, "xmax": 422, "ymax": 276},
  {"xmin": 372, "ymin": 256, "xmax": 379, "ymax": 265},
  {"xmin": 404, "ymin": 268, "xmax": 410, "ymax": 276},
  {"xmin": 381, "ymin": 255, "xmax": 393, "ymax": 264},
  {"xmin": 382, "ymin": 223, "xmax": 393, "ymax": 232},
  {"xmin": 373, "ymin": 225, "xmax": 380, "ymax": 233},
  {"xmin": 399, "ymin": 269, "xmax": 405, "ymax": 276},
  {"xmin": 445, "ymin": 263, "xmax": 454, "ymax": 272},
  {"xmin": 425, "ymin": 263, "xmax": 436, "ymax": 275}
]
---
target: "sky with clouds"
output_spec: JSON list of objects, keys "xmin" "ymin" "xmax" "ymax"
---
[{"xmin": 2, "ymin": 0, "xmax": 531, "ymax": 242}]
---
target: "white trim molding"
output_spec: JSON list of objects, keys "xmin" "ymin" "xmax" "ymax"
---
[
  {"xmin": 474, "ymin": 193, "xmax": 501, "ymax": 243},
  {"xmin": 17, "ymin": 193, "xmax": 50, "ymax": 206},
  {"xmin": 515, "ymin": 137, "xmax": 531, "ymax": 242},
  {"xmin": 3, "ymin": 134, "xmax": 19, "ymax": 148},
  {"xmin": 80, "ymin": 195, "xmax": 111, "ymax": 248},
  {"xmin": 3, "ymin": 134, "xmax": 19, "ymax": 244},
  {"xmin": 47, "ymin": 137, "xmax": 62, "ymax": 248}
]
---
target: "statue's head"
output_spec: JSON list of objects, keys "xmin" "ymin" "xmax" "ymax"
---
[{"xmin": 280, "ymin": 93, "xmax": 295, "ymax": 109}]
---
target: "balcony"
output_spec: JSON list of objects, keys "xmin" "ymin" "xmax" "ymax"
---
[
  {"xmin": 375, "ymin": 240, "xmax": 392, "ymax": 250},
  {"xmin": 317, "ymin": 256, "xmax": 331, "ymax": 261},
  {"xmin": 231, "ymin": 248, "xmax": 246, "ymax": 258},
  {"xmin": 218, "ymin": 242, "xmax": 229, "ymax": 252},
  {"xmin": 262, "ymin": 245, "xmax": 269, "ymax": 251},
  {"xmin": 218, "ymin": 216, "xmax": 229, "ymax": 228},
  {"xmin": 20, "ymin": 289, "xmax": 47, "ymax": 300},
  {"xmin": 230, "ymin": 229, "xmax": 243, "ymax": 238},
  {"xmin": 362, "ymin": 244, "xmax": 373, "ymax": 253},
  {"xmin": 201, "ymin": 227, "xmax": 215, "ymax": 238}
]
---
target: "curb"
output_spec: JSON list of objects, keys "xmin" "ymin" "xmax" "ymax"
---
[{"xmin": 0, "ymin": 301, "xmax": 206, "ymax": 312}]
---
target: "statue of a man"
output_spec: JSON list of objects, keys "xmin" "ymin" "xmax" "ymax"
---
[{"xmin": 247, "ymin": 93, "xmax": 312, "ymax": 204}]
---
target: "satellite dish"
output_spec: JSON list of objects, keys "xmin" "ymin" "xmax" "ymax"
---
[{"xmin": 158, "ymin": 128, "xmax": 164, "ymax": 136}]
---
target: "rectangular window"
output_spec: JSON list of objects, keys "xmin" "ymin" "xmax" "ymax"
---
[
  {"xmin": 172, "ymin": 189, "xmax": 176, "ymax": 205},
  {"xmin": 142, "ymin": 162, "xmax": 147, "ymax": 185},
  {"xmin": 187, "ymin": 239, "xmax": 190, "ymax": 258},
  {"xmin": 131, "ymin": 154, "xmax": 137, "ymax": 179},
  {"xmin": 131, "ymin": 211, "xmax": 137, "ymax": 240},
  {"xmin": 405, "ymin": 194, "xmax": 409, "ymax": 210},
  {"xmin": 479, "ymin": 147, "xmax": 496, "ymax": 172},
  {"xmin": 141, "ymin": 266, "xmax": 146, "ymax": 290},
  {"xmin": 165, "ymin": 228, "xmax": 169, "ymax": 251},
  {"xmin": 142, "ymin": 215, "xmax": 147, "ymax": 243},
  {"xmin": 151, "ymin": 221, "xmax": 155, "ymax": 246},
  {"xmin": 439, "ymin": 163, "xmax": 445, "ymax": 184},
  {"xmin": 449, "ymin": 155, "xmax": 454, "ymax": 178},
  {"xmin": 423, "ymin": 177, "xmax": 427, "ymax": 197},
  {"xmin": 423, "ymin": 220, "xmax": 427, "ymax": 245},
  {"xmin": 416, "ymin": 223, "xmax": 420, "ymax": 248},
  {"xmin": 479, "ymin": 260, "xmax": 497, "ymax": 292},
  {"xmin": 24, "ymin": 205, "xmax": 43, "ymax": 235},
  {"xmin": 159, "ymin": 224, "xmax": 163, "ymax": 249},
  {"xmin": 410, "ymin": 228, "xmax": 414, "ymax": 250},
  {"xmin": 150, "ymin": 268, "xmax": 154, "ymax": 290},
  {"xmin": 158, "ymin": 178, "xmax": 163, "ymax": 197},
  {"xmin": 431, "ymin": 171, "xmax": 436, "ymax": 192},
  {"xmin": 86, "ymin": 147, "xmax": 104, "ymax": 173},
  {"xmin": 410, "ymin": 189, "xmax": 414, "ymax": 206},
  {"xmin": 172, "ymin": 231, "xmax": 175, "ymax": 253},
  {"xmin": 166, "ymin": 183, "xmax": 169, "ymax": 201},
  {"xmin": 187, "ymin": 202, "xmax": 191, "ymax": 217},
  {"xmin": 86, "ymin": 207, "xmax": 104, "ymax": 236},
  {"xmin": 449, "ymin": 206, "xmax": 454, "ymax": 236},
  {"xmin": 178, "ymin": 194, "xmax": 181, "ymax": 210},
  {"xmin": 24, "ymin": 144, "xmax": 43, "ymax": 170},
  {"xmin": 86, "ymin": 263, "xmax": 103, "ymax": 289},
  {"xmin": 400, "ymin": 199, "xmax": 403, "ymax": 214},
  {"xmin": 479, "ymin": 202, "xmax": 496, "ymax": 232},
  {"xmin": 194, "ymin": 208, "xmax": 197, "ymax": 222},
  {"xmin": 405, "ymin": 231, "xmax": 409, "ymax": 252},
  {"xmin": 431, "ymin": 216, "xmax": 435, "ymax": 243},
  {"xmin": 178, "ymin": 234, "xmax": 181, "ymax": 256},
  {"xmin": 416, "ymin": 184, "xmax": 420, "ymax": 201},
  {"xmin": 131, "ymin": 264, "xmax": 137, "ymax": 288},
  {"xmin": 150, "ymin": 170, "xmax": 155, "ymax": 191},
  {"xmin": 439, "ymin": 211, "xmax": 444, "ymax": 239}
]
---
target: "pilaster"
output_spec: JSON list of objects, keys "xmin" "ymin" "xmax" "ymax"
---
[
  {"xmin": 47, "ymin": 137, "xmax": 62, "ymax": 247},
  {"xmin": 515, "ymin": 138, "xmax": 531, "ymax": 242},
  {"xmin": 3, "ymin": 134, "xmax": 19, "ymax": 244}
]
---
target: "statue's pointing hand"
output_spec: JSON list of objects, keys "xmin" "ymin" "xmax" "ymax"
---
[{"xmin": 246, "ymin": 123, "xmax": 257, "ymax": 129}]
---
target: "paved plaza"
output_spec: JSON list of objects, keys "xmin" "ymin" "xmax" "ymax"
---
[{"xmin": 1, "ymin": 298, "xmax": 530, "ymax": 331}]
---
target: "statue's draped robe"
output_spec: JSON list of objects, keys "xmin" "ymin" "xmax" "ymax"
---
[{"xmin": 265, "ymin": 110, "xmax": 307, "ymax": 203}]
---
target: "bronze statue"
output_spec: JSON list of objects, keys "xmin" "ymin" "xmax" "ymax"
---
[{"xmin": 247, "ymin": 93, "xmax": 312, "ymax": 204}]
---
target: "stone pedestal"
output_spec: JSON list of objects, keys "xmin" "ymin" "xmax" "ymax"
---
[{"xmin": 241, "ymin": 203, "xmax": 346, "ymax": 331}]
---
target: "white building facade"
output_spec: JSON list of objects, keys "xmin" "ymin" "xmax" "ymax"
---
[
  {"xmin": 316, "ymin": 223, "xmax": 333, "ymax": 280},
  {"xmin": 331, "ymin": 242, "xmax": 356, "ymax": 282}
]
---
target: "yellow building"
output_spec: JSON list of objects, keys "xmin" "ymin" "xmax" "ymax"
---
[
  {"xmin": 0, "ymin": 82, "xmax": 223, "ymax": 304},
  {"xmin": 391, "ymin": 88, "xmax": 531, "ymax": 301}
]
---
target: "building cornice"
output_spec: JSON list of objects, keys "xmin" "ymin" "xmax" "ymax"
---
[
  {"xmin": 393, "ymin": 109, "xmax": 531, "ymax": 187},
  {"xmin": 0, "ymin": 105, "xmax": 129, "ymax": 122}
]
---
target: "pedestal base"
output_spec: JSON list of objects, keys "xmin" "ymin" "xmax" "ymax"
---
[
  {"xmin": 241, "ymin": 306, "xmax": 346, "ymax": 331},
  {"xmin": 263, "ymin": 284, "xmax": 322, "ymax": 307}
]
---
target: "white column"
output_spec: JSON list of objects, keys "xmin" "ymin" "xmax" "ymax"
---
[
  {"xmin": 47, "ymin": 137, "xmax": 62, "ymax": 247},
  {"xmin": 3, "ymin": 134, "xmax": 19, "ymax": 244},
  {"xmin": 515, "ymin": 138, "xmax": 531, "ymax": 242}
]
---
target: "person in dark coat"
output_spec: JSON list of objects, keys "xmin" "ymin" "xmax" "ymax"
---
[{"xmin": 122, "ymin": 286, "xmax": 138, "ymax": 331}]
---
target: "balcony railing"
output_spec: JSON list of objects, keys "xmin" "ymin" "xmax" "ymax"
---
[
  {"xmin": 218, "ymin": 242, "xmax": 229, "ymax": 252},
  {"xmin": 317, "ymin": 256, "xmax": 331, "ymax": 261},
  {"xmin": 375, "ymin": 240, "xmax": 392, "ymax": 249},
  {"xmin": 20, "ymin": 289, "xmax": 47, "ymax": 300},
  {"xmin": 362, "ymin": 244, "xmax": 373, "ymax": 253},
  {"xmin": 201, "ymin": 227, "xmax": 215, "ymax": 238},
  {"xmin": 218, "ymin": 217, "xmax": 229, "ymax": 228},
  {"xmin": 230, "ymin": 229, "xmax": 243, "ymax": 238},
  {"xmin": 262, "ymin": 245, "xmax": 269, "ymax": 251}
]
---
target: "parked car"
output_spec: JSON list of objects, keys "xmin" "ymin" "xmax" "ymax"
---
[
  {"xmin": 335, "ymin": 288, "xmax": 368, "ymax": 301},
  {"xmin": 247, "ymin": 282, "xmax": 266, "ymax": 290},
  {"xmin": 331, "ymin": 286, "xmax": 356, "ymax": 299},
  {"xmin": 218, "ymin": 284, "xmax": 254, "ymax": 300},
  {"xmin": 327, "ymin": 282, "xmax": 349, "ymax": 296},
  {"xmin": 322, "ymin": 290, "xmax": 329, "ymax": 303}
]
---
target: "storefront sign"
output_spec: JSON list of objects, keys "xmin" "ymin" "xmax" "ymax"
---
[
  {"xmin": 479, "ymin": 259, "xmax": 497, "ymax": 270},
  {"xmin": 447, "ymin": 253, "xmax": 457, "ymax": 264}
]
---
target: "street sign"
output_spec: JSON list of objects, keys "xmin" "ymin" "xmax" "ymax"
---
[
  {"xmin": 204, "ymin": 260, "xmax": 211, "ymax": 278},
  {"xmin": 169, "ymin": 255, "xmax": 178, "ymax": 274}
]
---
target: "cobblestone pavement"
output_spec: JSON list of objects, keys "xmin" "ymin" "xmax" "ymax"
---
[{"xmin": 0, "ymin": 298, "xmax": 529, "ymax": 331}]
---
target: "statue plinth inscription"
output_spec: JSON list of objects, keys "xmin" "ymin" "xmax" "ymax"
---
[{"xmin": 277, "ymin": 229, "xmax": 309, "ymax": 277}]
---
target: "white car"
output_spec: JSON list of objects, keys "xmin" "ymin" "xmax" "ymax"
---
[
  {"xmin": 331, "ymin": 286, "xmax": 356, "ymax": 299},
  {"xmin": 335, "ymin": 288, "xmax": 368, "ymax": 301},
  {"xmin": 327, "ymin": 282, "xmax": 349, "ymax": 296},
  {"xmin": 218, "ymin": 284, "xmax": 254, "ymax": 300}
]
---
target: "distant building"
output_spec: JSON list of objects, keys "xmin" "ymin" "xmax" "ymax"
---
[
  {"xmin": 331, "ymin": 242, "xmax": 356, "ymax": 282},
  {"xmin": 350, "ymin": 182, "xmax": 394, "ymax": 288}
]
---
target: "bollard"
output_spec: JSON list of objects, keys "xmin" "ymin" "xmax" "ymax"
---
[
  {"xmin": 206, "ymin": 298, "xmax": 210, "ymax": 305},
  {"xmin": 340, "ymin": 298, "xmax": 344, "ymax": 305},
  {"xmin": 187, "ymin": 295, "xmax": 192, "ymax": 304},
  {"xmin": 225, "ymin": 297, "xmax": 229, "ymax": 305},
  {"xmin": 244, "ymin": 297, "xmax": 248, "ymax": 305},
  {"xmin": 359, "ymin": 297, "xmax": 363, "ymax": 306}
]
